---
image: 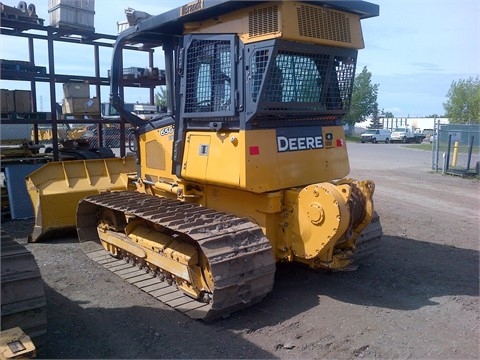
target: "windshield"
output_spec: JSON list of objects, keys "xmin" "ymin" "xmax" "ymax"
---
[
  {"xmin": 394, "ymin": 128, "xmax": 406, "ymax": 132},
  {"xmin": 364, "ymin": 130, "xmax": 376, "ymax": 134}
]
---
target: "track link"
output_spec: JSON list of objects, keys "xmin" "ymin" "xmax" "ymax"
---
[
  {"xmin": 77, "ymin": 191, "xmax": 276, "ymax": 321},
  {"xmin": 1, "ymin": 231, "xmax": 47, "ymax": 347}
]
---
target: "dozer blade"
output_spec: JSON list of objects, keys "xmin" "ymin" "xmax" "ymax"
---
[{"xmin": 26, "ymin": 157, "xmax": 136, "ymax": 242}]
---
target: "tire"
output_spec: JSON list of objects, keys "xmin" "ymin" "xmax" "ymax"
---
[
  {"xmin": 402, "ymin": 137, "xmax": 407, "ymax": 143},
  {"xmin": 385, "ymin": 138, "xmax": 390, "ymax": 144},
  {"xmin": 361, "ymin": 141, "xmax": 365, "ymax": 143},
  {"xmin": 372, "ymin": 138, "xmax": 377, "ymax": 144}
]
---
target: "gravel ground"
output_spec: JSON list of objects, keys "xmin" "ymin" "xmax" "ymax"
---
[{"xmin": 2, "ymin": 143, "xmax": 479, "ymax": 359}]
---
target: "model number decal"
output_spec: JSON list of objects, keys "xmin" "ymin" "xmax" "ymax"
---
[
  {"xmin": 160, "ymin": 126, "xmax": 174, "ymax": 136},
  {"xmin": 276, "ymin": 126, "xmax": 323, "ymax": 153}
]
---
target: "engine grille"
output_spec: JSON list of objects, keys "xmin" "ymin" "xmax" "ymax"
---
[
  {"xmin": 248, "ymin": 5, "xmax": 279, "ymax": 38},
  {"xmin": 184, "ymin": 1, "xmax": 363, "ymax": 48},
  {"xmin": 297, "ymin": 4, "xmax": 352, "ymax": 43}
]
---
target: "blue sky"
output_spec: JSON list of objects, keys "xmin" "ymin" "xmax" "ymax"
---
[
  {"xmin": 359, "ymin": 0, "xmax": 479, "ymax": 117},
  {"xmin": 1, "ymin": 0, "xmax": 479, "ymax": 117}
]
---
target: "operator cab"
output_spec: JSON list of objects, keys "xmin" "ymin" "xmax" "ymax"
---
[{"xmin": 109, "ymin": 0, "xmax": 379, "ymax": 178}]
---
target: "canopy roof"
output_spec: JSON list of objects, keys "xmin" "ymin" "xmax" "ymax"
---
[{"xmin": 118, "ymin": 0, "xmax": 379, "ymax": 46}]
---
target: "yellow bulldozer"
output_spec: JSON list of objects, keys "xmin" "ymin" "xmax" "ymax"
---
[{"xmin": 27, "ymin": 0, "xmax": 382, "ymax": 320}]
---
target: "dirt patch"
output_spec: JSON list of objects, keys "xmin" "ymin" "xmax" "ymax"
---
[{"xmin": 2, "ymin": 144, "xmax": 479, "ymax": 359}]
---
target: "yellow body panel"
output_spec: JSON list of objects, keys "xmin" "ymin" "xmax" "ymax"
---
[
  {"xmin": 137, "ymin": 122, "xmax": 370, "ymax": 267},
  {"xmin": 184, "ymin": 1, "xmax": 364, "ymax": 49},
  {"xmin": 202, "ymin": 185, "xmax": 282, "ymax": 245},
  {"xmin": 138, "ymin": 126, "xmax": 176, "ymax": 185},
  {"xmin": 183, "ymin": 134, "xmax": 211, "ymax": 181},
  {"xmin": 181, "ymin": 128, "xmax": 349, "ymax": 192}
]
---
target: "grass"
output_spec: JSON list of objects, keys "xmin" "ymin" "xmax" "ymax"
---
[
  {"xmin": 345, "ymin": 135, "xmax": 362, "ymax": 143},
  {"xmin": 345, "ymin": 135, "xmax": 479, "ymax": 154},
  {"xmin": 405, "ymin": 143, "xmax": 480, "ymax": 154}
]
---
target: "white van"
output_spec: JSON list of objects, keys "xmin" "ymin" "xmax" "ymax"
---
[{"xmin": 361, "ymin": 129, "xmax": 391, "ymax": 143}]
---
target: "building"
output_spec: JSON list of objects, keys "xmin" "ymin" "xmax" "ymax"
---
[{"xmin": 355, "ymin": 117, "xmax": 449, "ymax": 134}]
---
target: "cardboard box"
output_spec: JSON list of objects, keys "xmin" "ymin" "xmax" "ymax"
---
[
  {"xmin": 62, "ymin": 97, "xmax": 99, "ymax": 115},
  {"xmin": 63, "ymin": 83, "xmax": 90, "ymax": 98},
  {"xmin": 13, "ymin": 90, "xmax": 32, "ymax": 113}
]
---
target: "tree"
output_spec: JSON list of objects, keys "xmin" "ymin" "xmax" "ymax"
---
[
  {"xmin": 443, "ymin": 76, "xmax": 480, "ymax": 124},
  {"xmin": 344, "ymin": 66, "xmax": 379, "ymax": 134},
  {"xmin": 368, "ymin": 104, "xmax": 381, "ymax": 129},
  {"xmin": 155, "ymin": 86, "xmax": 168, "ymax": 110}
]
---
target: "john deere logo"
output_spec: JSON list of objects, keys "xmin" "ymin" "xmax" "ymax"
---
[{"xmin": 276, "ymin": 126, "xmax": 323, "ymax": 153}]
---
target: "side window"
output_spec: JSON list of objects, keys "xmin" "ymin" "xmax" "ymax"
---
[
  {"xmin": 184, "ymin": 39, "xmax": 233, "ymax": 114},
  {"xmin": 251, "ymin": 49, "xmax": 270, "ymax": 103},
  {"xmin": 197, "ymin": 63, "xmax": 211, "ymax": 105}
]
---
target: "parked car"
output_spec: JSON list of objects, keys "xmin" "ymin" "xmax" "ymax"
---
[
  {"xmin": 361, "ymin": 129, "xmax": 391, "ymax": 143},
  {"xmin": 390, "ymin": 127, "xmax": 426, "ymax": 143}
]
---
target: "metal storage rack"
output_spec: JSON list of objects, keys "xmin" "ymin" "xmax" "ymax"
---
[{"xmin": 0, "ymin": 14, "xmax": 165, "ymax": 160}]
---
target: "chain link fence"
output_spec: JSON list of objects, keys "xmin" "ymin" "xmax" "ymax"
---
[
  {"xmin": 1, "ymin": 121, "xmax": 128, "ymax": 151},
  {"xmin": 432, "ymin": 122, "xmax": 480, "ymax": 176}
]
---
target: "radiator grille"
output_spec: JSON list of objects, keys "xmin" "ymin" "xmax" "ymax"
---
[
  {"xmin": 297, "ymin": 4, "xmax": 352, "ymax": 43},
  {"xmin": 248, "ymin": 5, "xmax": 279, "ymax": 37}
]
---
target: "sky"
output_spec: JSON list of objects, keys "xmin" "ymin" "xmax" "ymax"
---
[{"xmin": 1, "ymin": 0, "xmax": 479, "ymax": 117}]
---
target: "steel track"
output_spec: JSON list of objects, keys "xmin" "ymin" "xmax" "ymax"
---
[
  {"xmin": 77, "ymin": 191, "xmax": 277, "ymax": 321},
  {"xmin": 1, "ymin": 231, "xmax": 47, "ymax": 346}
]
